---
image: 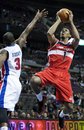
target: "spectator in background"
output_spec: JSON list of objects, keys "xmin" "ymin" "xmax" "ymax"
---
[{"xmin": 26, "ymin": 113, "xmax": 31, "ymax": 119}]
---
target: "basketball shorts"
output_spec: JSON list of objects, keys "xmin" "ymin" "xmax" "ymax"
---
[
  {"xmin": 0, "ymin": 75, "xmax": 22, "ymax": 111},
  {"xmin": 35, "ymin": 67, "xmax": 74, "ymax": 103}
]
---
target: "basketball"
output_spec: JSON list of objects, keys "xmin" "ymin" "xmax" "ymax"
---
[{"xmin": 58, "ymin": 8, "xmax": 70, "ymax": 22}]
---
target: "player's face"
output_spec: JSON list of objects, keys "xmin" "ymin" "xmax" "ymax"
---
[{"xmin": 60, "ymin": 28, "xmax": 71, "ymax": 39}]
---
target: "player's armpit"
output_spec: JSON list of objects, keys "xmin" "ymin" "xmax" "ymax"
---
[
  {"xmin": 71, "ymin": 38, "xmax": 80, "ymax": 50},
  {"xmin": 16, "ymin": 37, "xmax": 27, "ymax": 49},
  {"xmin": 47, "ymin": 33, "xmax": 58, "ymax": 46},
  {"xmin": 0, "ymin": 49, "xmax": 8, "ymax": 68}
]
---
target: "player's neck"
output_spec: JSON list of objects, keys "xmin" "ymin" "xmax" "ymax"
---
[{"xmin": 60, "ymin": 37, "xmax": 69, "ymax": 44}]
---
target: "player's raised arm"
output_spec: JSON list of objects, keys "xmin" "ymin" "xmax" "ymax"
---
[
  {"xmin": 47, "ymin": 13, "xmax": 61, "ymax": 46},
  {"xmin": 68, "ymin": 10, "xmax": 80, "ymax": 49},
  {"xmin": 17, "ymin": 9, "xmax": 48, "ymax": 48}
]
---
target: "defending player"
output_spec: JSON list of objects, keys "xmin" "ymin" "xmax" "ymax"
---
[
  {"xmin": 30, "ymin": 10, "xmax": 80, "ymax": 129},
  {"xmin": 0, "ymin": 9, "xmax": 48, "ymax": 130}
]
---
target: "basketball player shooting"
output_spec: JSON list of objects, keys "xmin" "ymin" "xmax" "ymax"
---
[
  {"xmin": 0, "ymin": 9, "xmax": 48, "ymax": 130},
  {"xmin": 30, "ymin": 9, "xmax": 80, "ymax": 130}
]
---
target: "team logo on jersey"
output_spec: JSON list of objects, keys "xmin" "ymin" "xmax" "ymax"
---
[{"xmin": 56, "ymin": 46, "xmax": 74, "ymax": 52}]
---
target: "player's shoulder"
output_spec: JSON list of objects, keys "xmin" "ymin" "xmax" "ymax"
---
[
  {"xmin": 0, "ymin": 48, "xmax": 8, "ymax": 60},
  {"xmin": 0, "ymin": 48, "xmax": 8, "ymax": 54},
  {"xmin": 68, "ymin": 38, "xmax": 74, "ymax": 43},
  {"xmin": 14, "ymin": 38, "xmax": 23, "ymax": 49}
]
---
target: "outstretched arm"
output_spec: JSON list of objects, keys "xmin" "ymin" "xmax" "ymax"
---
[
  {"xmin": 68, "ymin": 11, "xmax": 80, "ymax": 49},
  {"xmin": 17, "ymin": 9, "xmax": 48, "ymax": 48},
  {"xmin": 47, "ymin": 13, "xmax": 61, "ymax": 46}
]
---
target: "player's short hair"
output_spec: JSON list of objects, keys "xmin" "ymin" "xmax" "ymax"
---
[{"xmin": 3, "ymin": 32, "xmax": 15, "ymax": 45}]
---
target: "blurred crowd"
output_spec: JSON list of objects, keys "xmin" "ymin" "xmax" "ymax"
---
[{"xmin": 8, "ymin": 87, "xmax": 84, "ymax": 120}]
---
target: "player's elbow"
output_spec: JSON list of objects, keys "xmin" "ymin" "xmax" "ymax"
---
[
  {"xmin": 47, "ymin": 27, "xmax": 54, "ymax": 36},
  {"xmin": 47, "ymin": 31, "xmax": 52, "ymax": 41},
  {"xmin": 47, "ymin": 31, "xmax": 52, "ymax": 37},
  {"xmin": 75, "ymin": 37, "xmax": 80, "ymax": 43},
  {"xmin": 75, "ymin": 34, "xmax": 80, "ymax": 41}
]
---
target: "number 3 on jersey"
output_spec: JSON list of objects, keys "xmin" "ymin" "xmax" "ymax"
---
[{"xmin": 15, "ymin": 58, "xmax": 20, "ymax": 70}]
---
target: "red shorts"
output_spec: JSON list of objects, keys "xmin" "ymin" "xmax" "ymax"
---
[{"xmin": 35, "ymin": 67, "xmax": 74, "ymax": 103}]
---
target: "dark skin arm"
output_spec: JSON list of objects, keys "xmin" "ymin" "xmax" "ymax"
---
[
  {"xmin": 16, "ymin": 9, "xmax": 48, "ymax": 49},
  {"xmin": 0, "ymin": 49, "xmax": 8, "ymax": 68}
]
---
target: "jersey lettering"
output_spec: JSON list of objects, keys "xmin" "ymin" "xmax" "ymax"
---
[{"xmin": 15, "ymin": 58, "xmax": 20, "ymax": 70}]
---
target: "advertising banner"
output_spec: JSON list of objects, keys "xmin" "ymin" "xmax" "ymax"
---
[{"xmin": 9, "ymin": 119, "xmax": 84, "ymax": 130}]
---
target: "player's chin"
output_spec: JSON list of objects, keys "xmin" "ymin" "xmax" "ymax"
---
[{"xmin": 60, "ymin": 36, "xmax": 65, "ymax": 40}]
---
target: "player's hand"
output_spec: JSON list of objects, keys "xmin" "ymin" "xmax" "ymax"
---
[
  {"xmin": 35, "ymin": 9, "xmax": 48, "ymax": 20},
  {"xmin": 68, "ymin": 10, "xmax": 73, "ymax": 23},
  {"xmin": 56, "ymin": 11, "xmax": 61, "ymax": 22}
]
